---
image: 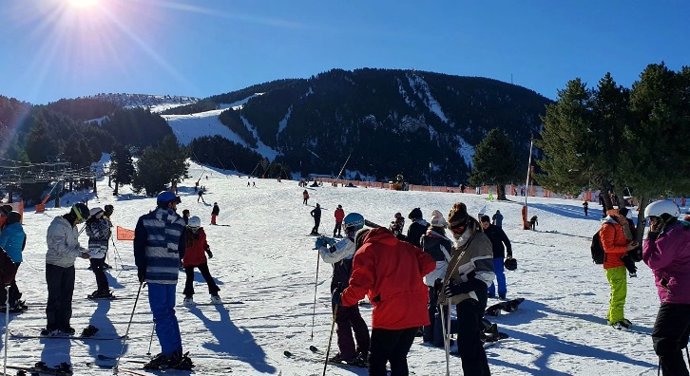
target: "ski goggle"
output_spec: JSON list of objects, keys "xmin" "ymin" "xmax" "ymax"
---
[{"xmin": 73, "ymin": 207, "xmax": 86, "ymax": 223}]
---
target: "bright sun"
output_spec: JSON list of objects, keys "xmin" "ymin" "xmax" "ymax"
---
[{"xmin": 67, "ymin": 0, "xmax": 100, "ymax": 8}]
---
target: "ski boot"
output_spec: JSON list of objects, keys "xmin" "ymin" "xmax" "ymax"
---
[
  {"xmin": 144, "ymin": 353, "xmax": 175, "ymax": 370},
  {"xmin": 183, "ymin": 296, "xmax": 194, "ymax": 306},
  {"xmin": 172, "ymin": 352, "xmax": 194, "ymax": 370}
]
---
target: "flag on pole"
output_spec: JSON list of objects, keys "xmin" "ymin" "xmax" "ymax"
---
[{"xmin": 116, "ymin": 226, "xmax": 135, "ymax": 241}]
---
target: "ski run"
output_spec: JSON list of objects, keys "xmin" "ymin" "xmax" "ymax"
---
[{"xmin": 0, "ymin": 159, "xmax": 671, "ymax": 375}]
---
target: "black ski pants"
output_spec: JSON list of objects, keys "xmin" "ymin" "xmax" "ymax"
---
[
  {"xmin": 653, "ymin": 303, "xmax": 690, "ymax": 376},
  {"xmin": 335, "ymin": 304, "xmax": 370, "ymax": 359},
  {"xmin": 183, "ymin": 263, "xmax": 220, "ymax": 297},
  {"xmin": 90, "ymin": 257, "xmax": 110, "ymax": 293},
  {"xmin": 311, "ymin": 218, "xmax": 321, "ymax": 235},
  {"xmin": 46, "ymin": 264, "xmax": 75, "ymax": 331},
  {"xmin": 456, "ymin": 298, "xmax": 491, "ymax": 376},
  {"xmin": 333, "ymin": 221, "xmax": 342, "ymax": 237},
  {"xmin": 0, "ymin": 262, "xmax": 21, "ymax": 306},
  {"xmin": 368, "ymin": 327, "xmax": 417, "ymax": 376}
]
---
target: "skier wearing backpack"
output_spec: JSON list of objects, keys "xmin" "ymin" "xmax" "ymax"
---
[
  {"xmin": 182, "ymin": 216, "xmax": 220, "ymax": 305},
  {"xmin": 642, "ymin": 200, "xmax": 690, "ymax": 376},
  {"xmin": 315, "ymin": 213, "xmax": 370, "ymax": 367},
  {"xmin": 599, "ymin": 208, "xmax": 639, "ymax": 330}
]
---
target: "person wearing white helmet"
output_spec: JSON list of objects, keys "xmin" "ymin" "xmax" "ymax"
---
[
  {"xmin": 181, "ymin": 216, "xmax": 219, "ymax": 305},
  {"xmin": 642, "ymin": 199, "xmax": 690, "ymax": 376}
]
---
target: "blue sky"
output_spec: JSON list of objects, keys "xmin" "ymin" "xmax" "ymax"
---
[{"xmin": 1, "ymin": 0, "xmax": 688, "ymax": 104}]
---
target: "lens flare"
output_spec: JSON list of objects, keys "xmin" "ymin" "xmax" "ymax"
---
[{"xmin": 68, "ymin": 0, "xmax": 99, "ymax": 8}]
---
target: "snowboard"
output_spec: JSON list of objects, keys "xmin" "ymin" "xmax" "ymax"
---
[{"xmin": 485, "ymin": 298, "xmax": 525, "ymax": 316}]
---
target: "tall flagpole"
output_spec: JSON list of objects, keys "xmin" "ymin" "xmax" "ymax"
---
[{"xmin": 522, "ymin": 140, "xmax": 533, "ymax": 230}]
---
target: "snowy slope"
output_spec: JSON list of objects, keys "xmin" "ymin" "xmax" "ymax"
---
[{"xmin": 2, "ymin": 161, "xmax": 664, "ymax": 375}]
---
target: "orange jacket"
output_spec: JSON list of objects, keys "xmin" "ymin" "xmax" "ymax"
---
[
  {"xmin": 182, "ymin": 228, "xmax": 209, "ymax": 267},
  {"xmin": 599, "ymin": 220, "xmax": 628, "ymax": 269},
  {"xmin": 341, "ymin": 228, "xmax": 435, "ymax": 330}
]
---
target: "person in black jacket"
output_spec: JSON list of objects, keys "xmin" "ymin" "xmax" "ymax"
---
[
  {"xmin": 406, "ymin": 207, "xmax": 428, "ymax": 247},
  {"xmin": 480, "ymin": 215, "xmax": 512, "ymax": 299},
  {"xmin": 420, "ymin": 210, "xmax": 453, "ymax": 345},
  {"xmin": 310, "ymin": 204, "xmax": 322, "ymax": 235},
  {"xmin": 211, "ymin": 203, "xmax": 220, "ymax": 225}
]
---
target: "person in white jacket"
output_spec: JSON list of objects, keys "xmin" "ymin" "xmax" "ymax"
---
[
  {"xmin": 43, "ymin": 203, "xmax": 91, "ymax": 336},
  {"xmin": 86, "ymin": 207, "xmax": 111, "ymax": 299}
]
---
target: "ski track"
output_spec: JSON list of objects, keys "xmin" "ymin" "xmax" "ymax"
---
[{"xmin": 0, "ymin": 161, "xmax": 665, "ymax": 375}]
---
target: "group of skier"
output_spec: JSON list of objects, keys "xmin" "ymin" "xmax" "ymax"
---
[{"xmin": 314, "ymin": 202, "xmax": 520, "ymax": 376}]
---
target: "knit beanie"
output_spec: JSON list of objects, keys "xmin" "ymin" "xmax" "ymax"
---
[
  {"xmin": 447, "ymin": 202, "xmax": 469, "ymax": 228},
  {"xmin": 430, "ymin": 210, "xmax": 448, "ymax": 228}
]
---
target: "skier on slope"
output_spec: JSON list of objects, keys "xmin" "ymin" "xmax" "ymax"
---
[
  {"xmin": 642, "ymin": 200, "xmax": 690, "ymax": 376},
  {"xmin": 406, "ymin": 208, "xmax": 428, "ymax": 247},
  {"xmin": 333, "ymin": 204, "xmax": 345, "ymax": 238},
  {"xmin": 315, "ymin": 213, "xmax": 370, "ymax": 366},
  {"xmin": 334, "ymin": 227, "xmax": 435, "ymax": 376},
  {"xmin": 0, "ymin": 211, "xmax": 26, "ymax": 311},
  {"xmin": 43, "ymin": 203, "xmax": 91, "ymax": 336},
  {"xmin": 441, "ymin": 202, "xmax": 495, "ymax": 376},
  {"xmin": 310, "ymin": 203, "xmax": 322, "ymax": 235},
  {"xmin": 420, "ymin": 210, "xmax": 453, "ymax": 347},
  {"xmin": 134, "ymin": 192, "xmax": 192, "ymax": 370},
  {"xmin": 211, "ymin": 202, "xmax": 220, "ymax": 225},
  {"xmin": 182, "ymin": 216, "xmax": 220, "ymax": 306},
  {"xmin": 85, "ymin": 207, "xmax": 112, "ymax": 299},
  {"xmin": 480, "ymin": 215, "xmax": 513, "ymax": 299}
]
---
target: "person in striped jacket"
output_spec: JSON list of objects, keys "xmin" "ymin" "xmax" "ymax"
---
[{"xmin": 134, "ymin": 191, "xmax": 189, "ymax": 370}]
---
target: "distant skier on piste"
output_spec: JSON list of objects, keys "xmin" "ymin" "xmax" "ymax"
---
[
  {"xmin": 315, "ymin": 213, "xmax": 370, "ymax": 367},
  {"xmin": 211, "ymin": 202, "xmax": 220, "ymax": 225},
  {"xmin": 134, "ymin": 191, "xmax": 192, "ymax": 370},
  {"xmin": 333, "ymin": 205, "xmax": 345, "ymax": 238},
  {"xmin": 310, "ymin": 203, "xmax": 321, "ymax": 235}
]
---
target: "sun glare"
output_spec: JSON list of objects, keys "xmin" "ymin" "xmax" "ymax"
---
[{"xmin": 68, "ymin": 0, "xmax": 100, "ymax": 8}]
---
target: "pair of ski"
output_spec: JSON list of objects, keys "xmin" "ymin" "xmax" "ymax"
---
[
  {"xmin": 5, "ymin": 361, "xmax": 72, "ymax": 376},
  {"xmin": 11, "ymin": 325, "xmax": 124, "ymax": 341},
  {"xmin": 95, "ymin": 354, "xmax": 203, "ymax": 375},
  {"xmin": 283, "ymin": 345, "xmax": 366, "ymax": 369}
]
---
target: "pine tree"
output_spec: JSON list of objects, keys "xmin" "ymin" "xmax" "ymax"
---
[
  {"xmin": 110, "ymin": 144, "xmax": 135, "ymax": 195},
  {"xmin": 132, "ymin": 136, "xmax": 189, "ymax": 196},
  {"xmin": 468, "ymin": 128, "xmax": 519, "ymax": 200}
]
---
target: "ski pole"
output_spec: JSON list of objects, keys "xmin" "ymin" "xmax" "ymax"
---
[
  {"xmin": 110, "ymin": 238, "xmax": 124, "ymax": 270},
  {"xmin": 113, "ymin": 282, "xmax": 144, "ymax": 374},
  {"xmin": 3, "ymin": 285, "xmax": 10, "ymax": 376},
  {"xmin": 322, "ymin": 286, "xmax": 340, "ymax": 376},
  {"xmin": 310, "ymin": 252, "xmax": 321, "ymax": 341},
  {"xmin": 146, "ymin": 323, "xmax": 155, "ymax": 356},
  {"xmin": 439, "ymin": 300, "xmax": 450, "ymax": 376}
]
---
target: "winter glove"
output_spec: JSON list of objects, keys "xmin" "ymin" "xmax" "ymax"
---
[
  {"xmin": 206, "ymin": 249, "xmax": 213, "ymax": 259},
  {"xmin": 444, "ymin": 274, "xmax": 484, "ymax": 297},
  {"xmin": 314, "ymin": 236, "xmax": 328, "ymax": 249},
  {"xmin": 137, "ymin": 268, "xmax": 146, "ymax": 283},
  {"xmin": 332, "ymin": 290, "xmax": 342, "ymax": 306}
]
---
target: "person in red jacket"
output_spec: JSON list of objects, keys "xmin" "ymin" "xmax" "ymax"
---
[
  {"xmin": 335, "ymin": 227, "xmax": 435, "ymax": 376},
  {"xmin": 333, "ymin": 205, "xmax": 345, "ymax": 238},
  {"xmin": 182, "ymin": 216, "xmax": 220, "ymax": 305}
]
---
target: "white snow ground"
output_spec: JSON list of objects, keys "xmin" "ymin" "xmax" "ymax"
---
[{"xmin": 1, "ymin": 161, "xmax": 668, "ymax": 376}]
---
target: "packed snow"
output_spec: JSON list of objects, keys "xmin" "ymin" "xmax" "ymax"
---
[{"xmin": 0, "ymin": 160, "xmax": 669, "ymax": 375}]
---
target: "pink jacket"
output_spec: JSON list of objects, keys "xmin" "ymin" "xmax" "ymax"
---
[{"xmin": 643, "ymin": 221, "xmax": 690, "ymax": 304}]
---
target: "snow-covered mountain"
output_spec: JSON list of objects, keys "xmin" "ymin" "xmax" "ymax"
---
[
  {"xmin": 1, "ymin": 159, "xmax": 669, "ymax": 375},
  {"xmin": 88, "ymin": 93, "xmax": 199, "ymax": 113}
]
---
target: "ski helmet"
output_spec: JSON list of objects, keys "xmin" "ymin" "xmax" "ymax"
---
[
  {"xmin": 343, "ymin": 213, "xmax": 365, "ymax": 232},
  {"xmin": 504, "ymin": 257, "xmax": 517, "ymax": 271},
  {"xmin": 643, "ymin": 200, "xmax": 680, "ymax": 219},
  {"xmin": 71, "ymin": 203, "xmax": 90, "ymax": 223},
  {"xmin": 188, "ymin": 216, "xmax": 201, "ymax": 228},
  {"xmin": 157, "ymin": 191, "xmax": 180, "ymax": 206},
  {"xmin": 89, "ymin": 207, "xmax": 104, "ymax": 219}
]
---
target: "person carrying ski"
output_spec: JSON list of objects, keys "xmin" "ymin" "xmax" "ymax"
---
[
  {"xmin": 335, "ymin": 227, "xmax": 435, "ymax": 376},
  {"xmin": 0, "ymin": 211, "xmax": 26, "ymax": 311},
  {"xmin": 333, "ymin": 204, "xmax": 345, "ymax": 238},
  {"xmin": 420, "ymin": 210, "xmax": 453, "ymax": 346},
  {"xmin": 599, "ymin": 208, "xmax": 639, "ymax": 330},
  {"xmin": 303, "ymin": 190, "xmax": 309, "ymax": 205},
  {"xmin": 491, "ymin": 210, "xmax": 503, "ymax": 228},
  {"xmin": 85, "ymin": 207, "xmax": 112, "ymax": 299},
  {"xmin": 310, "ymin": 203, "xmax": 321, "ymax": 235},
  {"xmin": 406, "ymin": 207, "xmax": 428, "ymax": 247},
  {"xmin": 315, "ymin": 213, "xmax": 370, "ymax": 367},
  {"xmin": 441, "ymin": 202, "xmax": 495, "ymax": 376},
  {"xmin": 642, "ymin": 200, "xmax": 690, "ymax": 376},
  {"xmin": 43, "ymin": 203, "xmax": 91, "ymax": 336},
  {"xmin": 182, "ymin": 216, "xmax": 220, "ymax": 305},
  {"xmin": 211, "ymin": 203, "xmax": 220, "ymax": 225},
  {"xmin": 134, "ymin": 191, "xmax": 191, "ymax": 370},
  {"xmin": 480, "ymin": 215, "xmax": 513, "ymax": 299}
]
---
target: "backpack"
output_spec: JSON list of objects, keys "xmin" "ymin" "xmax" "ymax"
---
[{"xmin": 590, "ymin": 230, "xmax": 605, "ymax": 264}]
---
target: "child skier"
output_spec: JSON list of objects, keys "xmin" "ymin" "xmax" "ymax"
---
[
  {"xmin": 182, "ymin": 216, "xmax": 220, "ymax": 305},
  {"xmin": 86, "ymin": 207, "xmax": 112, "ymax": 299}
]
